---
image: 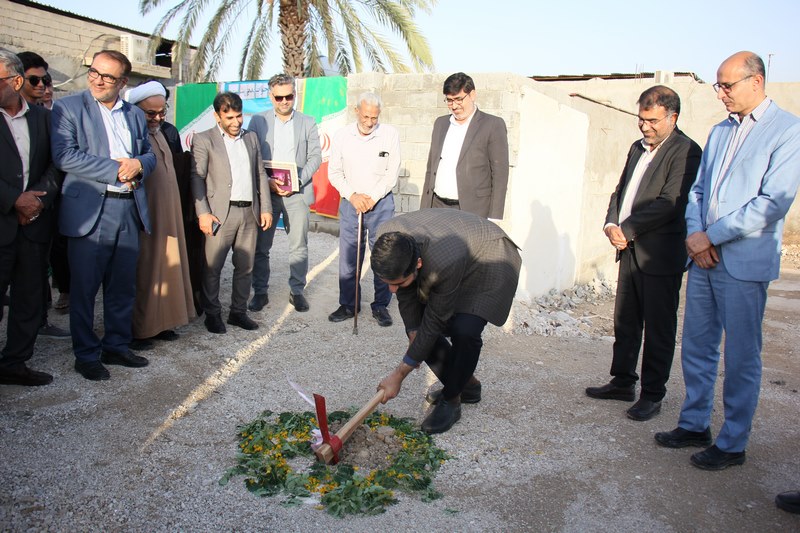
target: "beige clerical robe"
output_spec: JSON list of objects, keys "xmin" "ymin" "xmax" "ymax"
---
[{"xmin": 132, "ymin": 130, "xmax": 196, "ymax": 338}]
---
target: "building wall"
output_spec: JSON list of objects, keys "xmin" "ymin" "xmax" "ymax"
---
[{"xmin": 0, "ymin": 0, "xmax": 178, "ymax": 93}]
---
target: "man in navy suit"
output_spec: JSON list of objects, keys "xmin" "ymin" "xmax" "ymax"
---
[
  {"xmin": 656, "ymin": 51, "xmax": 800, "ymax": 470},
  {"xmin": 0, "ymin": 49, "xmax": 63, "ymax": 386},
  {"xmin": 51, "ymin": 50, "xmax": 155, "ymax": 381}
]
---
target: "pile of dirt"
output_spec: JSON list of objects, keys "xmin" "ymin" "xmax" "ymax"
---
[{"xmin": 331, "ymin": 423, "xmax": 402, "ymax": 471}]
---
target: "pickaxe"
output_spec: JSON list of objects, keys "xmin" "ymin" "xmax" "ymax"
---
[{"xmin": 313, "ymin": 389, "xmax": 385, "ymax": 464}]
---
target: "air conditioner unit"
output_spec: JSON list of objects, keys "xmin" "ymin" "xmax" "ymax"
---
[{"xmin": 120, "ymin": 34, "xmax": 152, "ymax": 65}]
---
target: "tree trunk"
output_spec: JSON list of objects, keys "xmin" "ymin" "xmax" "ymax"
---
[{"xmin": 278, "ymin": 0, "xmax": 309, "ymax": 77}]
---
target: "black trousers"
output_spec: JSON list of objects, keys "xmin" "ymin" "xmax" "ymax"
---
[
  {"xmin": 424, "ymin": 313, "xmax": 488, "ymax": 401},
  {"xmin": 0, "ymin": 232, "xmax": 49, "ymax": 368},
  {"xmin": 609, "ymin": 246, "xmax": 682, "ymax": 401}
]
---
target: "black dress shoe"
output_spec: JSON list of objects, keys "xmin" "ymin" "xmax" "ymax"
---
[
  {"xmin": 0, "ymin": 365, "xmax": 53, "ymax": 386},
  {"xmin": 204, "ymin": 313, "xmax": 227, "ymax": 334},
  {"xmin": 776, "ymin": 491, "xmax": 800, "ymax": 514},
  {"xmin": 227, "ymin": 312, "xmax": 259, "ymax": 330},
  {"xmin": 427, "ymin": 381, "xmax": 482, "ymax": 404},
  {"xmin": 328, "ymin": 305, "xmax": 355, "ymax": 322},
  {"xmin": 626, "ymin": 398, "xmax": 661, "ymax": 421},
  {"xmin": 372, "ymin": 307, "xmax": 393, "ymax": 327},
  {"xmin": 690, "ymin": 445, "xmax": 746, "ymax": 471},
  {"xmin": 153, "ymin": 330, "xmax": 179, "ymax": 341},
  {"xmin": 248, "ymin": 293, "xmax": 269, "ymax": 312},
  {"xmin": 654, "ymin": 426, "xmax": 713, "ymax": 448},
  {"xmin": 101, "ymin": 349, "xmax": 149, "ymax": 368},
  {"xmin": 422, "ymin": 399, "xmax": 462, "ymax": 434},
  {"xmin": 129, "ymin": 338, "xmax": 155, "ymax": 351},
  {"xmin": 74, "ymin": 360, "xmax": 110, "ymax": 381},
  {"xmin": 585, "ymin": 382, "xmax": 635, "ymax": 401},
  {"xmin": 289, "ymin": 293, "xmax": 309, "ymax": 312}
]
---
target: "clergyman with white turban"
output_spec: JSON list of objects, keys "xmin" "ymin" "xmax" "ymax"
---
[{"xmin": 126, "ymin": 81, "xmax": 196, "ymax": 349}]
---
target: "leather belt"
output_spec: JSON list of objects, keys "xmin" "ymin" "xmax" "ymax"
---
[
  {"xmin": 433, "ymin": 193, "xmax": 459, "ymax": 206},
  {"xmin": 105, "ymin": 191, "xmax": 134, "ymax": 199},
  {"xmin": 229, "ymin": 200, "xmax": 252, "ymax": 207}
]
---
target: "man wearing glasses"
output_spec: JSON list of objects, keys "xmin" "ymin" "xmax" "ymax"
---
[
  {"xmin": 0, "ymin": 49, "xmax": 63, "ymax": 386},
  {"xmin": 585, "ymin": 86, "xmax": 701, "ymax": 422},
  {"xmin": 51, "ymin": 50, "xmax": 155, "ymax": 381},
  {"xmin": 126, "ymin": 81, "xmax": 195, "ymax": 350},
  {"xmin": 248, "ymin": 73, "xmax": 321, "ymax": 313},
  {"xmin": 656, "ymin": 52, "xmax": 800, "ymax": 471},
  {"xmin": 17, "ymin": 52, "xmax": 52, "ymax": 106},
  {"xmin": 17, "ymin": 51, "xmax": 72, "ymax": 339},
  {"xmin": 420, "ymin": 72, "xmax": 509, "ymax": 220}
]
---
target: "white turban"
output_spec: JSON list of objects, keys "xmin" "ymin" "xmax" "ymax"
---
[{"xmin": 126, "ymin": 81, "xmax": 166, "ymax": 105}]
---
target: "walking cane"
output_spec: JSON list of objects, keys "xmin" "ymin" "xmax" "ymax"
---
[{"xmin": 353, "ymin": 212, "xmax": 363, "ymax": 335}]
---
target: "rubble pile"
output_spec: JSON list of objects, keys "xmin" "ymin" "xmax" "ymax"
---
[{"xmin": 503, "ymin": 279, "xmax": 615, "ymax": 339}]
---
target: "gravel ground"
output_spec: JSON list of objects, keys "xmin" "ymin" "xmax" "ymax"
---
[{"xmin": 1, "ymin": 232, "xmax": 799, "ymax": 531}]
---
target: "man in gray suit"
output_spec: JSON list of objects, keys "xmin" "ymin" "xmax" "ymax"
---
[
  {"xmin": 248, "ymin": 74, "xmax": 321, "ymax": 313},
  {"xmin": 190, "ymin": 92, "xmax": 272, "ymax": 334},
  {"xmin": 373, "ymin": 209, "xmax": 521, "ymax": 434},
  {"xmin": 420, "ymin": 72, "xmax": 509, "ymax": 219}
]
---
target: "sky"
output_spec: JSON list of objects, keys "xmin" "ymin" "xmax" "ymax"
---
[{"xmin": 40, "ymin": 0, "xmax": 800, "ymax": 84}]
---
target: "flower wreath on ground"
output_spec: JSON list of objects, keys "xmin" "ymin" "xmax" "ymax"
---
[{"xmin": 220, "ymin": 409, "xmax": 451, "ymax": 517}]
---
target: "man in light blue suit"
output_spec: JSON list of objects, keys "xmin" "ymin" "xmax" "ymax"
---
[
  {"xmin": 248, "ymin": 73, "xmax": 321, "ymax": 313},
  {"xmin": 51, "ymin": 50, "xmax": 155, "ymax": 381},
  {"xmin": 655, "ymin": 51, "xmax": 800, "ymax": 470}
]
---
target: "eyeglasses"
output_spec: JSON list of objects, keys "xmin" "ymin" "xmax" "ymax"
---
[
  {"xmin": 143, "ymin": 108, "xmax": 168, "ymax": 119},
  {"xmin": 637, "ymin": 114, "xmax": 671, "ymax": 127},
  {"xmin": 713, "ymin": 76, "xmax": 753, "ymax": 93},
  {"xmin": 272, "ymin": 93, "xmax": 295, "ymax": 102},
  {"xmin": 0, "ymin": 74, "xmax": 21, "ymax": 83},
  {"xmin": 87, "ymin": 67, "xmax": 122, "ymax": 84},
  {"xmin": 26, "ymin": 74, "xmax": 52, "ymax": 87},
  {"xmin": 444, "ymin": 94, "xmax": 470, "ymax": 106}
]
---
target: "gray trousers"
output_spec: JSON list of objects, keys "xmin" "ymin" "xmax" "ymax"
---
[
  {"xmin": 252, "ymin": 193, "xmax": 310, "ymax": 296},
  {"xmin": 201, "ymin": 205, "xmax": 257, "ymax": 316}
]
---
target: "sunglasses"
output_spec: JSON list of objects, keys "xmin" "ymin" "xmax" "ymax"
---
[
  {"xmin": 26, "ymin": 74, "xmax": 52, "ymax": 87},
  {"xmin": 272, "ymin": 93, "xmax": 295, "ymax": 102}
]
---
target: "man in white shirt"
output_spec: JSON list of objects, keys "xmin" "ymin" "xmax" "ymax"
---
[
  {"xmin": 420, "ymin": 72, "xmax": 509, "ymax": 220},
  {"xmin": 190, "ymin": 92, "xmax": 272, "ymax": 335},
  {"xmin": 327, "ymin": 93, "xmax": 400, "ymax": 327},
  {"xmin": 0, "ymin": 49, "xmax": 62, "ymax": 386}
]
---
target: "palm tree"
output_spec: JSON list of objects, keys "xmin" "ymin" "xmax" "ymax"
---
[{"xmin": 140, "ymin": 0, "xmax": 436, "ymax": 82}]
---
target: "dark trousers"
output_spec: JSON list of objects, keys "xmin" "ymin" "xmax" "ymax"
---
[
  {"xmin": 50, "ymin": 232, "xmax": 70, "ymax": 293},
  {"xmin": 337, "ymin": 195, "xmax": 394, "ymax": 311},
  {"xmin": 610, "ymin": 247, "xmax": 682, "ymax": 401},
  {"xmin": 425, "ymin": 313, "xmax": 488, "ymax": 401},
  {"xmin": 0, "ymin": 232, "xmax": 48, "ymax": 368},
  {"xmin": 68, "ymin": 197, "xmax": 140, "ymax": 362}
]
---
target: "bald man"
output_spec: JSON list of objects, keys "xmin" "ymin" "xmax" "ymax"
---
[{"xmin": 655, "ymin": 51, "xmax": 800, "ymax": 470}]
